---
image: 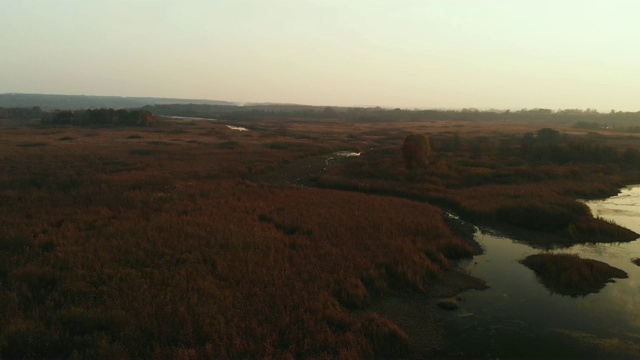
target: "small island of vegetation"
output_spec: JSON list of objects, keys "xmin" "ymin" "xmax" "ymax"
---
[{"xmin": 520, "ymin": 253, "xmax": 628, "ymax": 297}]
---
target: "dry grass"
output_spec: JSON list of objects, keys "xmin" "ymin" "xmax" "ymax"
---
[
  {"xmin": 317, "ymin": 123, "xmax": 640, "ymax": 244},
  {"xmin": 2, "ymin": 116, "xmax": 639, "ymax": 358},
  {"xmin": 520, "ymin": 253, "xmax": 628, "ymax": 297},
  {"xmin": 0, "ymin": 118, "xmax": 475, "ymax": 358}
]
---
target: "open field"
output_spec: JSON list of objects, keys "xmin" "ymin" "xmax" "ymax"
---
[
  {"xmin": 2, "ymin": 115, "xmax": 640, "ymax": 358},
  {"xmin": 0, "ymin": 118, "xmax": 477, "ymax": 358}
]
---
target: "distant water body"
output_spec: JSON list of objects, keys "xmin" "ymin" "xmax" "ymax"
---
[
  {"xmin": 166, "ymin": 115, "xmax": 249, "ymax": 131},
  {"xmin": 226, "ymin": 125, "xmax": 249, "ymax": 131}
]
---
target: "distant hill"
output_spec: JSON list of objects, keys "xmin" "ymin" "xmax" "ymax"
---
[{"xmin": 0, "ymin": 93, "xmax": 234, "ymax": 110}]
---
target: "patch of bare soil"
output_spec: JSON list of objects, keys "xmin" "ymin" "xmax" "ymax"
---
[
  {"xmin": 359, "ymin": 293, "xmax": 443, "ymax": 357},
  {"xmin": 426, "ymin": 271, "xmax": 488, "ymax": 298},
  {"xmin": 356, "ymin": 272, "xmax": 487, "ymax": 357}
]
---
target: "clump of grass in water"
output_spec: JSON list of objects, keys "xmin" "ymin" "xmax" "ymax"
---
[
  {"xmin": 437, "ymin": 298, "xmax": 460, "ymax": 311},
  {"xmin": 632, "ymin": 258, "xmax": 640, "ymax": 267},
  {"xmin": 520, "ymin": 253, "xmax": 628, "ymax": 297}
]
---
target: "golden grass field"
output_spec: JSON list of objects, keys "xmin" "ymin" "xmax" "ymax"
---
[{"xmin": 1, "ymin": 115, "xmax": 640, "ymax": 358}]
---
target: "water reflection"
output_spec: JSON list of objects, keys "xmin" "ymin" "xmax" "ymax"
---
[
  {"xmin": 588, "ymin": 185, "xmax": 640, "ymax": 235},
  {"xmin": 441, "ymin": 185, "xmax": 640, "ymax": 357}
]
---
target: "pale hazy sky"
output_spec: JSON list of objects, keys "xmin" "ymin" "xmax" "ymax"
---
[{"xmin": 1, "ymin": 0, "xmax": 639, "ymax": 110}]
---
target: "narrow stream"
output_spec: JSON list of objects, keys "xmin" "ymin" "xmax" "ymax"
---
[{"xmin": 440, "ymin": 185, "xmax": 640, "ymax": 357}]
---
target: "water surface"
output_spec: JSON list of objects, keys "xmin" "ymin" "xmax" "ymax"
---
[
  {"xmin": 226, "ymin": 125, "xmax": 249, "ymax": 131},
  {"xmin": 440, "ymin": 185, "xmax": 640, "ymax": 357}
]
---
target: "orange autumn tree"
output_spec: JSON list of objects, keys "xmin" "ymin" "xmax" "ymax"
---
[{"xmin": 402, "ymin": 133, "xmax": 431, "ymax": 169}]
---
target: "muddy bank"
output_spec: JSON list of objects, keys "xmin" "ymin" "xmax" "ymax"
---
[
  {"xmin": 426, "ymin": 271, "xmax": 488, "ymax": 298},
  {"xmin": 443, "ymin": 211, "xmax": 483, "ymax": 254},
  {"xmin": 359, "ymin": 272, "xmax": 487, "ymax": 358}
]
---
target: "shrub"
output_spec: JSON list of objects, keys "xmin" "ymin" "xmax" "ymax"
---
[
  {"xmin": 402, "ymin": 133, "xmax": 431, "ymax": 169},
  {"xmin": 496, "ymin": 202, "xmax": 579, "ymax": 232}
]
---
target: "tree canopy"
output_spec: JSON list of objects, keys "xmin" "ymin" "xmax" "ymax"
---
[
  {"xmin": 41, "ymin": 109, "xmax": 157, "ymax": 126},
  {"xmin": 402, "ymin": 133, "xmax": 431, "ymax": 169}
]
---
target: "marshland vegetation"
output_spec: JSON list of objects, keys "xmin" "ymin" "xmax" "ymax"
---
[
  {"xmin": 1, "ymin": 107, "xmax": 640, "ymax": 358},
  {"xmin": 520, "ymin": 253, "xmax": 628, "ymax": 297}
]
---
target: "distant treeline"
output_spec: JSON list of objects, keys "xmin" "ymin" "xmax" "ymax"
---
[
  {"xmin": 145, "ymin": 104, "xmax": 640, "ymax": 128},
  {"xmin": 519, "ymin": 128, "xmax": 640, "ymax": 166},
  {"xmin": 0, "ymin": 93, "xmax": 233, "ymax": 110},
  {"xmin": 0, "ymin": 106, "xmax": 43, "ymax": 119},
  {"xmin": 41, "ymin": 108, "xmax": 158, "ymax": 126}
]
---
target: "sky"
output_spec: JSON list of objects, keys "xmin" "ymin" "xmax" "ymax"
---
[{"xmin": 1, "ymin": 0, "xmax": 639, "ymax": 111}]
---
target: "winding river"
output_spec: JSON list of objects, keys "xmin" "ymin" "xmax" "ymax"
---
[{"xmin": 440, "ymin": 185, "xmax": 640, "ymax": 357}]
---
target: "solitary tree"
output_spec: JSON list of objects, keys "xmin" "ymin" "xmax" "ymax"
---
[
  {"xmin": 402, "ymin": 133, "xmax": 431, "ymax": 169},
  {"xmin": 536, "ymin": 128, "xmax": 561, "ymax": 144}
]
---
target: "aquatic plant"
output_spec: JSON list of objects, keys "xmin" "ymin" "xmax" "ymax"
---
[{"xmin": 437, "ymin": 298, "xmax": 460, "ymax": 311}]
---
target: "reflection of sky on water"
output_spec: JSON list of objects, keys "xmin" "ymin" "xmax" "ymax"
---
[
  {"xmin": 567, "ymin": 187, "xmax": 640, "ymax": 338},
  {"xmin": 456, "ymin": 233, "xmax": 639, "ymax": 337},
  {"xmin": 226, "ymin": 125, "xmax": 249, "ymax": 131},
  {"xmin": 444, "ymin": 186, "xmax": 640, "ymax": 355},
  {"xmin": 587, "ymin": 185, "xmax": 640, "ymax": 234}
]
